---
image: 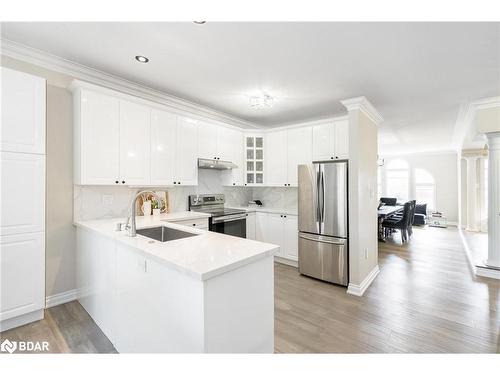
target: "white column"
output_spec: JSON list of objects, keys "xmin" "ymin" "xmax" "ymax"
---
[
  {"xmin": 465, "ymin": 156, "xmax": 479, "ymax": 232},
  {"xmin": 485, "ymin": 132, "xmax": 500, "ymax": 268}
]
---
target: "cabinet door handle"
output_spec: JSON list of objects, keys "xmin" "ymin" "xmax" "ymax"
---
[
  {"xmin": 115, "ymin": 180, "xmax": 119, "ymax": 184},
  {"xmin": 178, "ymin": 182, "xmax": 181, "ymax": 185},
  {"xmin": 173, "ymin": 181, "xmax": 177, "ymax": 184},
  {"xmin": 122, "ymin": 181, "xmax": 125, "ymax": 184}
]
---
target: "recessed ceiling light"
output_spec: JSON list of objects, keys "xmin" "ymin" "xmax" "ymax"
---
[
  {"xmin": 193, "ymin": 21, "xmax": 206, "ymax": 24},
  {"xmin": 135, "ymin": 55, "xmax": 149, "ymax": 63},
  {"xmin": 249, "ymin": 94, "xmax": 274, "ymax": 109}
]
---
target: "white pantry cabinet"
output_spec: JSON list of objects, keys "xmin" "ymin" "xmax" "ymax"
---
[
  {"xmin": 254, "ymin": 212, "xmax": 298, "ymax": 263},
  {"xmin": 312, "ymin": 118, "xmax": 349, "ymax": 161},
  {"xmin": 119, "ymin": 100, "xmax": 151, "ymax": 185},
  {"xmin": 266, "ymin": 127, "xmax": 312, "ymax": 187},
  {"xmin": 0, "ymin": 68, "xmax": 46, "ymax": 332},
  {"xmin": 0, "ymin": 67, "xmax": 46, "ymax": 154}
]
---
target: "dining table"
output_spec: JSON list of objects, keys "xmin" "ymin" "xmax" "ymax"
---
[{"xmin": 377, "ymin": 205, "xmax": 404, "ymax": 242}]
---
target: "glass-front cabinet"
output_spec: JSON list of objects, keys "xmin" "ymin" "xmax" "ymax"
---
[{"xmin": 245, "ymin": 135, "xmax": 264, "ymax": 186}]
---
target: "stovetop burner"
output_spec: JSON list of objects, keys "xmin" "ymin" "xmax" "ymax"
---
[{"xmin": 188, "ymin": 194, "xmax": 246, "ymax": 217}]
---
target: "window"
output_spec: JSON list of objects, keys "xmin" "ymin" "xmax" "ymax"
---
[
  {"xmin": 415, "ymin": 168, "xmax": 435, "ymax": 209},
  {"xmin": 385, "ymin": 159, "xmax": 409, "ymax": 201}
]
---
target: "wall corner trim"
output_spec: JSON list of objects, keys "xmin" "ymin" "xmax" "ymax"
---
[
  {"xmin": 45, "ymin": 289, "xmax": 78, "ymax": 308},
  {"xmin": 346, "ymin": 265, "xmax": 380, "ymax": 296},
  {"xmin": 340, "ymin": 96, "xmax": 384, "ymax": 125}
]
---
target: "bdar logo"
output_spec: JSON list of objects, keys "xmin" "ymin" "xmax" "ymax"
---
[{"xmin": 1, "ymin": 339, "xmax": 17, "ymax": 354}]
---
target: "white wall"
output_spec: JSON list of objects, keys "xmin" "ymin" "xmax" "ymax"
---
[
  {"xmin": 379, "ymin": 151, "xmax": 459, "ymax": 223},
  {"xmin": 347, "ymin": 107, "xmax": 379, "ymax": 293}
]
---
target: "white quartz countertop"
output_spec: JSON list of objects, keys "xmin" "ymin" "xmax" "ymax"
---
[
  {"xmin": 74, "ymin": 212, "xmax": 279, "ymax": 281},
  {"xmin": 227, "ymin": 206, "xmax": 298, "ymax": 215}
]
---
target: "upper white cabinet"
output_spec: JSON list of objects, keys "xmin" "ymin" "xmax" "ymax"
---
[
  {"xmin": 286, "ymin": 127, "xmax": 313, "ymax": 186},
  {"xmin": 75, "ymin": 89, "xmax": 120, "ymax": 185},
  {"xmin": 312, "ymin": 119, "xmax": 349, "ymax": 161},
  {"xmin": 244, "ymin": 135, "xmax": 264, "ymax": 186},
  {"xmin": 175, "ymin": 117, "xmax": 199, "ymax": 186},
  {"xmin": 266, "ymin": 127, "xmax": 312, "ymax": 187},
  {"xmin": 119, "ymin": 100, "xmax": 151, "ymax": 185},
  {"xmin": 150, "ymin": 110, "xmax": 176, "ymax": 186},
  {"xmin": 197, "ymin": 121, "xmax": 219, "ymax": 160},
  {"xmin": 73, "ymin": 84, "xmax": 199, "ymax": 186},
  {"xmin": 220, "ymin": 127, "xmax": 244, "ymax": 186},
  {"xmin": 1, "ymin": 67, "xmax": 46, "ymax": 154},
  {"xmin": 265, "ymin": 130, "xmax": 288, "ymax": 186}
]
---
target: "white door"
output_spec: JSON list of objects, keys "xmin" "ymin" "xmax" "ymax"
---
[
  {"xmin": 175, "ymin": 117, "xmax": 198, "ymax": 186},
  {"xmin": 197, "ymin": 120, "xmax": 218, "ymax": 160},
  {"xmin": 246, "ymin": 212, "xmax": 256, "ymax": 240},
  {"xmin": 255, "ymin": 212, "xmax": 268, "ymax": 242},
  {"xmin": 265, "ymin": 131, "xmax": 287, "ymax": 186},
  {"xmin": 334, "ymin": 119, "xmax": 349, "ymax": 159},
  {"xmin": 0, "ymin": 67, "xmax": 46, "ymax": 154},
  {"xmin": 150, "ymin": 110, "xmax": 176, "ymax": 185},
  {"xmin": 0, "ymin": 152, "xmax": 45, "ymax": 236},
  {"xmin": 0, "ymin": 232, "xmax": 45, "ymax": 321},
  {"xmin": 287, "ymin": 127, "xmax": 313, "ymax": 186},
  {"xmin": 283, "ymin": 215, "xmax": 298, "ymax": 261},
  {"xmin": 267, "ymin": 213, "xmax": 284, "ymax": 257},
  {"xmin": 312, "ymin": 122, "xmax": 333, "ymax": 161},
  {"xmin": 119, "ymin": 100, "xmax": 151, "ymax": 185},
  {"xmin": 80, "ymin": 90, "xmax": 120, "ymax": 185}
]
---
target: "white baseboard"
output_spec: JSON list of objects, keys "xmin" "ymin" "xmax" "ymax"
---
[
  {"xmin": 274, "ymin": 256, "xmax": 298, "ymax": 268},
  {"xmin": 476, "ymin": 266, "xmax": 500, "ymax": 280},
  {"xmin": 45, "ymin": 289, "xmax": 78, "ymax": 308},
  {"xmin": 0, "ymin": 309, "xmax": 44, "ymax": 332},
  {"xmin": 347, "ymin": 265, "xmax": 380, "ymax": 296}
]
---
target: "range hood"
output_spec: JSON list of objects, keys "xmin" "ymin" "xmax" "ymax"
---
[{"xmin": 198, "ymin": 158, "xmax": 238, "ymax": 170}]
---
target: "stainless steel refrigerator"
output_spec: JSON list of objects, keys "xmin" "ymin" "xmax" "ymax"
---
[{"xmin": 298, "ymin": 161, "xmax": 348, "ymax": 286}]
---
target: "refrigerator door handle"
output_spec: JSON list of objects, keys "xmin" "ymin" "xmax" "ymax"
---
[
  {"xmin": 316, "ymin": 169, "xmax": 322, "ymax": 225},
  {"xmin": 320, "ymin": 170, "xmax": 326, "ymax": 224},
  {"xmin": 299, "ymin": 233, "xmax": 347, "ymax": 246}
]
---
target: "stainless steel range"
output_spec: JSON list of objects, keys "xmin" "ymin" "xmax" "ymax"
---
[{"xmin": 188, "ymin": 194, "xmax": 247, "ymax": 238}]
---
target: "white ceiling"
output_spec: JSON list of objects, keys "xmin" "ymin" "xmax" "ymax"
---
[{"xmin": 1, "ymin": 22, "xmax": 499, "ymax": 154}]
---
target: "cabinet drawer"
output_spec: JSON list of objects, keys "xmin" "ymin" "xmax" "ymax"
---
[{"xmin": 169, "ymin": 218, "xmax": 209, "ymax": 230}]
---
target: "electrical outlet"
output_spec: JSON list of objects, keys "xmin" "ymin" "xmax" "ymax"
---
[{"xmin": 102, "ymin": 194, "xmax": 114, "ymax": 205}]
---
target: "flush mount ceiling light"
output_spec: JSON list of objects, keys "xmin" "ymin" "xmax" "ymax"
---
[
  {"xmin": 135, "ymin": 55, "xmax": 149, "ymax": 63},
  {"xmin": 249, "ymin": 94, "xmax": 274, "ymax": 109},
  {"xmin": 193, "ymin": 21, "xmax": 206, "ymax": 24}
]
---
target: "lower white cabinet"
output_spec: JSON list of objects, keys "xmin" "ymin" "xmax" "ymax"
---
[
  {"xmin": 245, "ymin": 212, "xmax": 256, "ymax": 240},
  {"xmin": 0, "ymin": 232, "xmax": 45, "ymax": 329},
  {"xmin": 255, "ymin": 212, "xmax": 298, "ymax": 263}
]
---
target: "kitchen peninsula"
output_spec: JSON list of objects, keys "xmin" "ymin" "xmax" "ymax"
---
[{"xmin": 75, "ymin": 212, "xmax": 278, "ymax": 353}]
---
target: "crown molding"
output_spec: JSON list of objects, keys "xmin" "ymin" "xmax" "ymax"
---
[
  {"xmin": 453, "ymin": 96, "xmax": 500, "ymax": 150},
  {"xmin": 340, "ymin": 96, "xmax": 383, "ymax": 125},
  {"xmin": 0, "ymin": 38, "xmax": 260, "ymax": 129}
]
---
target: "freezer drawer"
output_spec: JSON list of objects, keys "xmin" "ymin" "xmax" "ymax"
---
[{"xmin": 298, "ymin": 233, "xmax": 348, "ymax": 286}]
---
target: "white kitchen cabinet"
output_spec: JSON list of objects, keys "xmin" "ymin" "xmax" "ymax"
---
[
  {"xmin": 175, "ymin": 117, "xmax": 198, "ymax": 186},
  {"xmin": 283, "ymin": 215, "xmax": 298, "ymax": 261},
  {"xmin": 265, "ymin": 130, "xmax": 288, "ymax": 186},
  {"xmin": 286, "ymin": 126, "xmax": 312, "ymax": 186},
  {"xmin": 244, "ymin": 135, "xmax": 264, "ymax": 186},
  {"xmin": 75, "ymin": 89, "xmax": 120, "ymax": 185},
  {"xmin": 119, "ymin": 100, "xmax": 151, "ymax": 185},
  {"xmin": 168, "ymin": 218, "xmax": 209, "ymax": 230},
  {"xmin": 221, "ymin": 127, "xmax": 244, "ymax": 186},
  {"xmin": 255, "ymin": 212, "xmax": 298, "ymax": 263},
  {"xmin": 0, "ymin": 232, "xmax": 45, "ymax": 324},
  {"xmin": 0, "ymin": 152, "xmax": 45, "ymax": 236},
  {"xmin": 312, "ymin": 118, "xmax": 349, "ymax": 161},
  {"xmin": 334, "ymin": 119, "xmax": 349, "ymax": 159},
  {"xmin": 150, "ymin": 109, "xmax": 176, "ymax": 186},
  {"xmin": 255, "ymin": 212, "xmax": 268, "ymax": 242},
  {"xmin": 245, "ymin": 212, "xmax": 256, "ymax": 240},
  {"xmin": 197, "ymin": 120, "xmax": 219, "ymax": 160},
  {"xmin": 0, "ymin": 67, "xmax": 46, "ymax": 154}
]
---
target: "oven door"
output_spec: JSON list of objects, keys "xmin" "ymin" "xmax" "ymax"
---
[{"xmin": 210, "ymin": 214, "xmax": 247, "ymax": 238}]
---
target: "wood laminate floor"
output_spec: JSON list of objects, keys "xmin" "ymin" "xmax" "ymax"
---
[{"xmin": 1, "ymin": 226, "xmax": 498, "ymax": 353}]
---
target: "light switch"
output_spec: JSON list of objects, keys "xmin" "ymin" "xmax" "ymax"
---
[{"xmin": 102, "ymin": 194, "xmax": 114, "ymax": 205}]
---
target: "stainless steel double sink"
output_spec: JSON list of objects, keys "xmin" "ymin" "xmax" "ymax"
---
[{"xmin": 136, "ymin": 226, "xmax": 199, "ymax": 242}]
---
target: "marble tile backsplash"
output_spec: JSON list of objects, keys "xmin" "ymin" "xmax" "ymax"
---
[
  {"xmin": 251, "ymin": 187, "xmax": 298, "ymax": 211},
  {"xmin": 74, "ymin": 169, "xmax": 253, "ymax": 221}
]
